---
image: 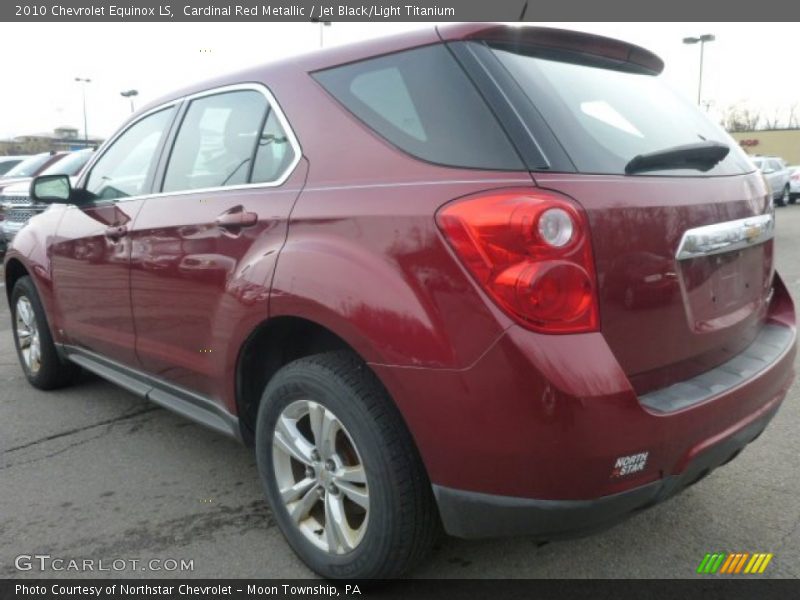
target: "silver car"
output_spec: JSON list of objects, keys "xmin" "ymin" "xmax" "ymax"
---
[
  {"xmin": 751, "ymin": 156, "xmax": 792, "ymax": 206},
  {"xmin": 788, "ymin": 165, "xmax": 800, "ymax": 202}
]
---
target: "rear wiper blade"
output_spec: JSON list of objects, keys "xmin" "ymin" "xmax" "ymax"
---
[{"xmin": 625, "ymin": 141, "xmax": 730, "ymax": 175}]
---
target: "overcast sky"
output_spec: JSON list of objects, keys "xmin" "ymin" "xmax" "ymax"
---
[{"xmin": 0, "ymin": 22, "xmax": 797, "ymax": 140}]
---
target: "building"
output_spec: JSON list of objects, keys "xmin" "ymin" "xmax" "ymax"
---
[
  {"xmin": 729, "ymin": 129, "xmax": 800, "ymax": 165},
  {"xmin": 0, "ymin": 127, "xmax": 102, "ymax": 155}
]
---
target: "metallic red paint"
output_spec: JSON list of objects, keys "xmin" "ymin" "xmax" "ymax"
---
[{"xmin": 5, "ymin": 24, "xmax": 795, "ymax": 518}]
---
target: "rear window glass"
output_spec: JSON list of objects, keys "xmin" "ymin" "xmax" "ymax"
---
[
  {"xmin": 41, "ymin": 149, "xmax": 93, "ymax": 176},
  {"xmin": 0, "ymin": 159, "xmax": 22, "ymax": 175},
  {"xmin": 4, "ymin": 153, "xmax": 53, "ymax": 178},
  {"xmin": 314, "ymin": 45, "xmax": 523, "ymax": 171},
  {"xmin": 491, "ymin": 46, "xmax": 753, "ymax": 176}
]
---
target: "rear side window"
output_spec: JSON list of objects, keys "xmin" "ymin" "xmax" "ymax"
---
[
  {"xmin": 490, "ymin": 45, "xmax": 753, "ymax": 176},
  {"xmin": 251, "ymin": 110, "xmax": 297, "ymax": 184},
  {"xmin": 163, "ymin": 90, "xmax": 268, "ymax": 193},
  {"xmin": 314, "ymin": 45, "xmax": 523, "ymax": 170}
]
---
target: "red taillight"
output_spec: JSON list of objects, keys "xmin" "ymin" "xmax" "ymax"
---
[{"xmin": 436, "ymin": 188, "xmax": 599, "ymax": 334}]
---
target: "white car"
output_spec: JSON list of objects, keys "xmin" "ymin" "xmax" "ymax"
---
[
  {"xmin": 0, "ymin": 155, "xmax": 29, "ymax": 176},
  {"xmin": 788, "ymin": 165, "xmax": 800, "ymax": 203},
  {"xmin": 751, "ymin": 156, "xmax": 792, "ymax": 206}
]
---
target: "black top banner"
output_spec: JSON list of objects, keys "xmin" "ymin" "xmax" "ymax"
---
[{"xmin": 2, "ymin": 0, "xmax": 799, "ymax": 21}]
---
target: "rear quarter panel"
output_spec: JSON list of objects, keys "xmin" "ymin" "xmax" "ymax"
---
[{"xmin": 267, "ymin": 66, "xmax": 531, "ymax": 368}]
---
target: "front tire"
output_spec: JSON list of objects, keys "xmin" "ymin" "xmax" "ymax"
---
[
  {"xmin": 255, "ymin": 351, "xmax": 438, "ymax": 578},
  {"xmin": 11, "ymin": 276, "xmax": 78, "ymax": 389}
]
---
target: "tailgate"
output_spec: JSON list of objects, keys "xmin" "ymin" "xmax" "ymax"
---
[{"xmin": 537, "ymin": 171, "xmax": 774, "ymax": 394}]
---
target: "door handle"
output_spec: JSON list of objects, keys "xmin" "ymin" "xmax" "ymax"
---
[
  {"xmin": 105, "ymin": 225, "xmax": 127, "ymax": 239},
  {"xmin": 216, "ymin": 210, "xmax": 258, "ymax": 229}
]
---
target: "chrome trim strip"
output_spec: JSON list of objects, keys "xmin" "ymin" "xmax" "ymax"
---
[{"xmin": 675, "ymin": 213, "xmax": 774, "ymax": 260}]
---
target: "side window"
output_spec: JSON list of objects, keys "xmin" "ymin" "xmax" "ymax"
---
[
  {"xmin": 313, "ymin": 45, "xmax": 523, "ymax": 170},
  {"xmin": 162, "ymin": 90, "xmax": 268, "ymax": 193},
  {"xmin": 85, "ymin": 107, "xmax": 175, "ymax": 200},
  {"xmin": 251, "ymin": 109, "xmax": 297, "ymax": 184}
]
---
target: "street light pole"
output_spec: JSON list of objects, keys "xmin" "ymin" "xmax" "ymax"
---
[
  {"xmin": 75, "ymin": 77, "xmax": 91, "ymax": 145},
  {"xmin": 314, "ymin": 20, "xmax": 331, "ymax": 48},
  {"xmin": 683, "ymin": 34, "xmax": 715, "ymax": 106},
  {"xmin": 121, "ymin": 89, "xmax": 139, "ymax": 113}
]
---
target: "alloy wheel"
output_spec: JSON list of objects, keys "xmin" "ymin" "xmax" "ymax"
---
[
  {"xmin": 272, "ymin": 399, "xmax": 369, "ymax": 555},
  {"xmin": 15, "ymin": 296, "xmax": 41, "ymax": 375}
]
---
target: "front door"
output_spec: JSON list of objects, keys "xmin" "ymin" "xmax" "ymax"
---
[{"xmin": 51, "ymin": 106, "xmax": 177, "ymax": 366}]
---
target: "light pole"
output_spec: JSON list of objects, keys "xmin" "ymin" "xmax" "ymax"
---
[
  {"xmin": 313, "ymin": 20, "xmax": 331, "ymax": 48},
  {"xmin": 74, "ymin": 77, "xmax": 91, "ymax": 145},
  {"xmin": 121, "ymin": 89, "xmax": 139, "ymax": 113},
  {"xmin": 683, "ymin": 34, "xmax": 715, "ymax": 106}
]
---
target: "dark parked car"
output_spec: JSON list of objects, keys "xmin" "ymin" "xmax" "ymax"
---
[
  {"xmin": 1, "ymin": 148, "xmax": 95, "ymax": 243},
  {"xmin": 5, "ymin": 25, "xmax": 795, "ymax": 579},
  {"xmin": 0, "ymin": 151, "xmax": 65, "ymax": 192},
  {"xmin": 0, "ymin": 152, "xmax": 68, "ymax": 253}
]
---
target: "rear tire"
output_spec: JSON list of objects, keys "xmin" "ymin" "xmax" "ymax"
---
[
  {"xmin": 11, "ymin": 276, "xmax": 79, "ymax": 390},
  {"xmin": 255, "ymin": 351, "xmax": 439, "ymax": 578},
  {"xmin": 777, "ymin": 185, "xmax": 790, "ymax": 207}
]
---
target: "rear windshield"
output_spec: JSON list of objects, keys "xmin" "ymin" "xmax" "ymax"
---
[
  {"xmin": 41, "ymin": 149, "xmax": 93, "ymax": 176},
  {"xmin": 0, "ymin": 159, "xmax": 22, "ymax": 175},
  {"xmin": 3, "ymin": 153, "xmax": 53, "ymax": 178},
  {"xmin": 491, "ymin": 45, "xmax": 753, "ymax": 176},
  {"xmin": 314, "ymin": 45, "xmax": 524, "ymax": 171}
]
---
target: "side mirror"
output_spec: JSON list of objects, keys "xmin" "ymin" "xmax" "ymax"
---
[{"xmin": 30, "ymin": 174, "xmax": 72, "ymax": 204}]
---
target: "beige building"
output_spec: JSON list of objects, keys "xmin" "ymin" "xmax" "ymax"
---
[
  {"xmin": 0, "ymin": 127, "xmax": 102, "ymax": 156},
  {"xmin": 729, "ymin": 129, "xmax": 800, "ymax": 166}
]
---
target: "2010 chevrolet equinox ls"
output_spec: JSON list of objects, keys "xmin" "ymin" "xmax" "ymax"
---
[{"xmin": 6, "ymin": 24, "xmax": 796, "ymax": 578}]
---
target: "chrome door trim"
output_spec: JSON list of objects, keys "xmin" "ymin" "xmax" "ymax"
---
[
  {"xmin": 675, "ymin": 213, "xmax": 774, "ymax": 260},
  {"xmin": 77, "ymin": 82, "xmax": 303, "ymax": 197}
]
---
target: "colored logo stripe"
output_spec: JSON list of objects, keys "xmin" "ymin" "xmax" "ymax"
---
[{"xmin": 697, "ymin": 552, "xmax": 773, "ymax": 574}]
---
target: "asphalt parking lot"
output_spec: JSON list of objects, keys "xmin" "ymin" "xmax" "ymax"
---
[{"xmin": 1, "ymin": 210, "xmax": 799, "ymax": 580}]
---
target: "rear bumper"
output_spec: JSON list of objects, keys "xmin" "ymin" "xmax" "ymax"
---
[
  {"xmin": 434, "ymin": 398, "xmax": 780, "ymax": 539},
  {"xmin": 372, "ymin": 274, "xmax": 796, "ymax": 537}
]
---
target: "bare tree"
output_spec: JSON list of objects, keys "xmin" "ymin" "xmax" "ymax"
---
[
  {"xmin": 787, "ymin": 102, "xmax": 799, "ymax": 128},
  {"xmin": 721, "ymin": 103, "xmax": 762, "ymax": 132}
]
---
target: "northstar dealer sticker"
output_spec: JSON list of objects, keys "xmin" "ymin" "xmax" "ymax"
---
[{"xmin": 611, "ymin": 451, "xmax": 649, "ymax": 477}]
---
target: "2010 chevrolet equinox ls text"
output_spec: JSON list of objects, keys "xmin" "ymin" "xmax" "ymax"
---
[{"xmin": 6, "ymin": 24, "xmax": 796, "ymax": 578}]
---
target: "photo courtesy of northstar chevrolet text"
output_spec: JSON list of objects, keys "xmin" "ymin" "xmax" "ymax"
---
[{"xmin": 0, "ymin": 0, "xmax": 799, "ymax": 591}]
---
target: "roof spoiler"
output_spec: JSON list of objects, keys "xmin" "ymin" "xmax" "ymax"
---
[{"xmin": 437, "ymin": 24, "xmax": 664, "ymax": 76}]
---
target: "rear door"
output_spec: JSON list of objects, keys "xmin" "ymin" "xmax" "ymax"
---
[
  {"xmin": 459, "ymin": 38, "xmax": 775, "ymax": 394},
  {"xmin": 129, "ymin": 85, "xmax": 304, "ymax": 401}
]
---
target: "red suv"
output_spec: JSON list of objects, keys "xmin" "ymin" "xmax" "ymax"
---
[{"xmin": 6, "ymin": 25, "xmax": 795, "ymax": 579}]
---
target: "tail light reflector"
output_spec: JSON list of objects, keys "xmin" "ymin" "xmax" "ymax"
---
[{"xmin": 436, "ymin": 188, "xmax": 599, "ymax": 334}]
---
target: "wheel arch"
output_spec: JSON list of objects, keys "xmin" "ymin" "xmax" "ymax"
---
[
  {"xmin": 4, "ymin": 257, "xmax": 30, "ymax": 302},
  {"xmin": 235, "ymin": 315, "xmax": 392, "ymax": 446}
]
